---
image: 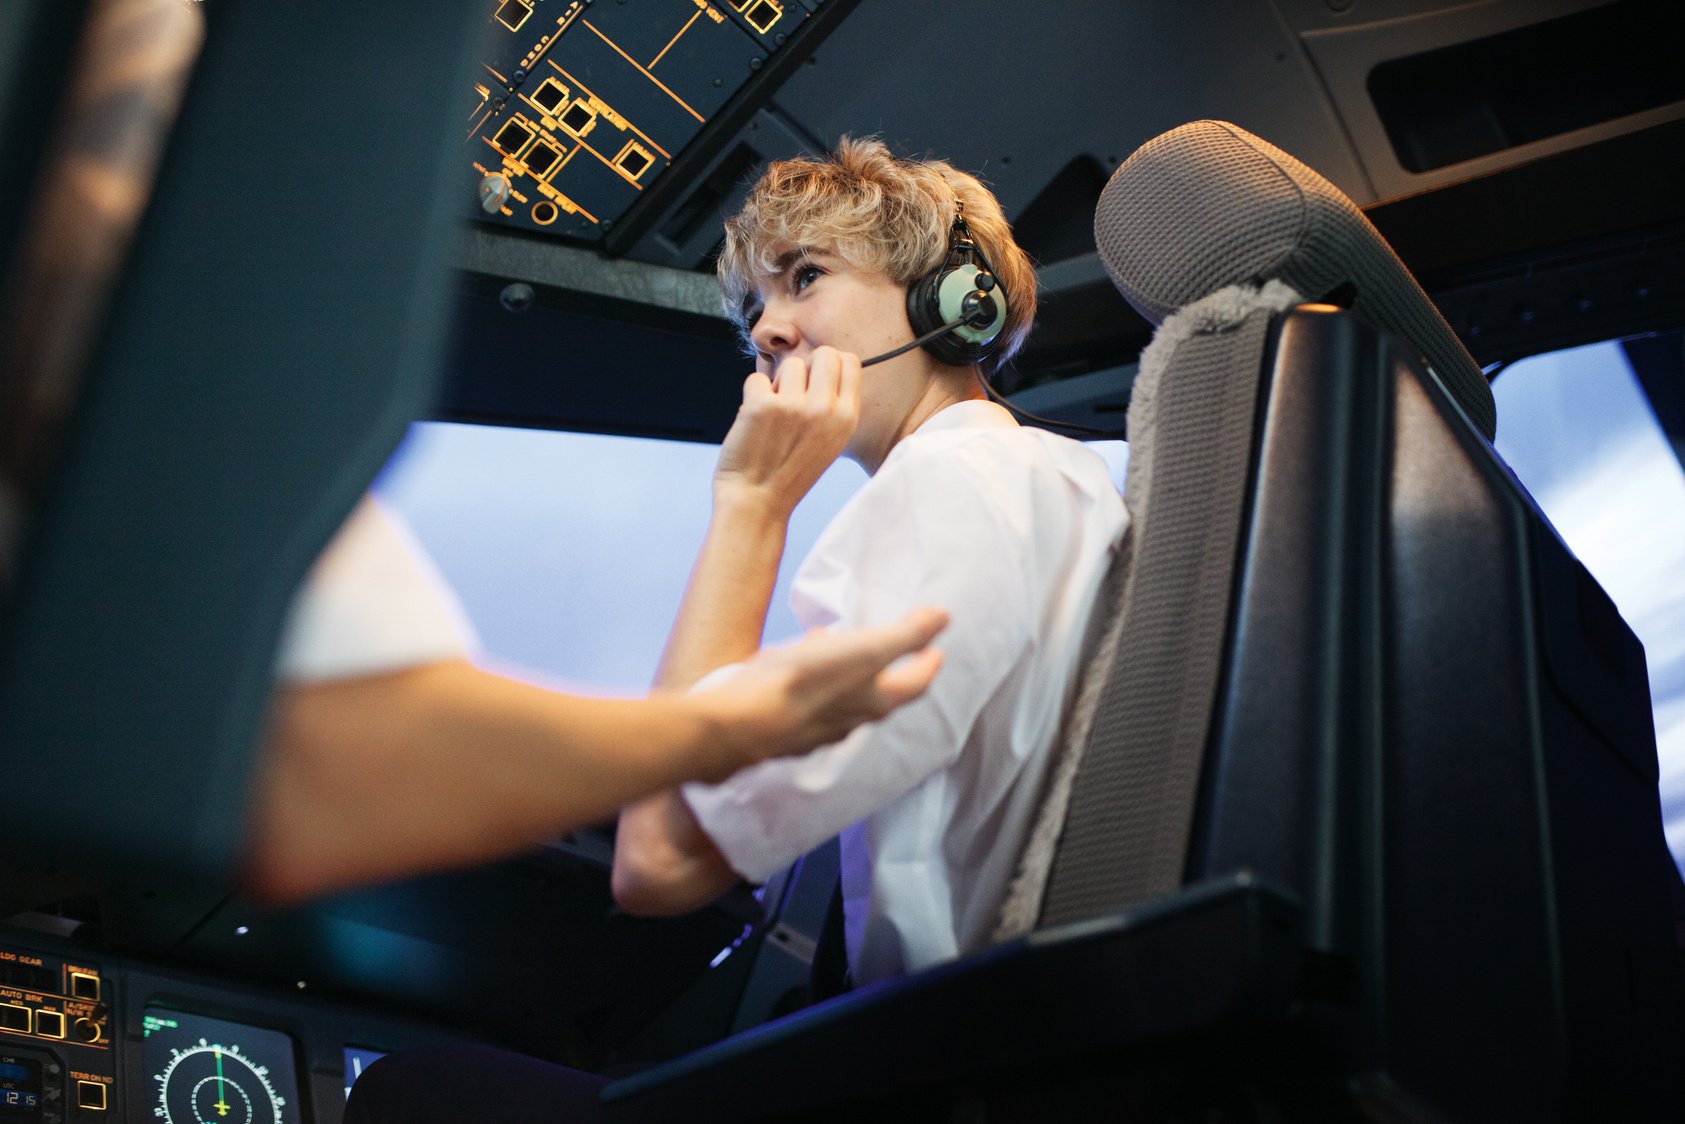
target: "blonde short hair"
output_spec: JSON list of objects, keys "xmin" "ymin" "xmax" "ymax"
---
[{"xmin": 717, "ymin": 136, "xmax": 1037, "ymax": 369}]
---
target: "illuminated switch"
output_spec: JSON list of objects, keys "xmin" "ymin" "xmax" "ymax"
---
[
  {"xmin": 495, "ymin": 0, "xmax": 532, "ymax": 33},
  {"xmin": 0, "ymin": 1003, "xmax": 29, "ymax": 1032},
  {"xmin": 34, "ymin": 1009, "xmax": 65, "ymax": 1039},
  {"xmin": 69, "ymin": 972, "xmax": 99, "ymax": 1001},
  {"xmin": 737, "ymin": 0, "xmax": 783, "ymax": 33},
  {"xmin": 530, "ymin": 78, "xmax": 568, "ymax": 115},
  {"xmin": 77, "ymin": 1080, "xmax": 107, "ymax": 1110}
]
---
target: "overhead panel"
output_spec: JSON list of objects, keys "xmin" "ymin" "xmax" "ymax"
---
[{"xmin": 470, "ymin": 0, "xmax": 832, "ymax": 241}]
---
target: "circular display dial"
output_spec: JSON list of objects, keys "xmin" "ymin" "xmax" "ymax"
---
[{"xmin": 154, "ymin": 1040, "xmax": 286, "ymax": 1124}]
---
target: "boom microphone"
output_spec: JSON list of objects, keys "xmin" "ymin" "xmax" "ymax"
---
[
  {"xmin": 859, "ymin": 316, "xmax": 972, "ymax": 368},
  {"xmin": 856, "ymin": 297, "xmax": 1116, "ymax": 438}
]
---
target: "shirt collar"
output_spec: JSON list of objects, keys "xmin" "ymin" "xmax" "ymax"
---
[{"xmin": 912, "ymin": 399, "xmax": 1019, "ymax": 436}]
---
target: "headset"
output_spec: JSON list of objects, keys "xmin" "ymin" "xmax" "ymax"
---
[
  {"xmin": 861, "ymin": 206, "xmax": 1006, "ymax": 370},
  {"xmin": 862, "ymin": 206, "xmax": 1113, "ymax": 437}
]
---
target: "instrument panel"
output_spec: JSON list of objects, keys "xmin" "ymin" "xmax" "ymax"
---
[
  {"xmin": 0, "ymin": 932, "xmax": 454, "ymax": 1124},
  {"xmin": 469, "ymin": 0, "xmax": 822, "ymax": 239},
  {"xmin": 0, "ymin": 947, "xmax": 110, "ymax": 1121}
]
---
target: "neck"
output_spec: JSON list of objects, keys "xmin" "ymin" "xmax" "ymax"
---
[{"xmin": 857, "ymin": 369, "xmax": 985, "ymax": 475}]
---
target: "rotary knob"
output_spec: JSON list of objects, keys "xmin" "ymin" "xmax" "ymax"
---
[{"xmin": 479, "ymin": 172, "xmax": 512, "ymax": 214}]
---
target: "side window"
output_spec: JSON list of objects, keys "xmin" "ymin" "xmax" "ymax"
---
[
  {"xmin": 372, "ymin": 422, "xmax": 865, "ymax": 690},
  {"xmin": 1491, "ymin": 337, "xmax": 1685, "ymax": 876}
]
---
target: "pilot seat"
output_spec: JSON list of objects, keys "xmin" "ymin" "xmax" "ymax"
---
[{"xmin": 596, "ymin": 120, "xmax": 1685, "ymax": 1123}]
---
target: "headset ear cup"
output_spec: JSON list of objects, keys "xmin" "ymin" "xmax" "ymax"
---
[
  {"xmin": 905, "ymin": 271, "xmax": 965, "ymax": 366},
  {"xmin": 937, "ymin": 265, "xmax": 1006, "ymax": 346},
  {"xmin": 904, "ymin": 263, "xmax": 1008, "ymax": 367},
  {"xmin": 905, "ymin": 270, "xmax": 942, "ymax": 340}
]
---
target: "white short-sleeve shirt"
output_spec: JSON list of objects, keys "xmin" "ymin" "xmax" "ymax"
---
[
  {"xmin": 683, "ymin": 401, "xmax": 1129, "ymax": 983},
  {"xmin": 274, "ymin": 495, "xmax": 477, "ymax": 681}
]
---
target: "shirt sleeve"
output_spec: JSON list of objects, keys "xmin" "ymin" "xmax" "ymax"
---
[
  {"xmin": 681, "ymin": 437, "xmax": 1038, "ymax": 882},
  {"xmin": 273, "ymin": 494, "xmax": 479, "ymax": 682}
]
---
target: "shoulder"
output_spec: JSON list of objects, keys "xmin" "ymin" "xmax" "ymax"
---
[
  {"xmin": 813, "ymin": 423, "xmax": 1120, "ymax": 565},
  {"xmin": 880, "ymin": 420, "xmax": 1120, "ymax": 508}
]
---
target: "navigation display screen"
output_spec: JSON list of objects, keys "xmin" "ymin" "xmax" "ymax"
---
[{"xmin": 143, "ymin": 1008, "xmax": 302, "ymax": 1124}]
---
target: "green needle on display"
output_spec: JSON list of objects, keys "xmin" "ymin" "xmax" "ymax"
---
[{"xmin": 214, "ymin": 1048, "xmax": 230, "ymax": 1116}]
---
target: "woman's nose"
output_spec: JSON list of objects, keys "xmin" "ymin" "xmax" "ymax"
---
[{"xmin": 749, "ymin": 300, "xmax": 798, "ymax": 357}]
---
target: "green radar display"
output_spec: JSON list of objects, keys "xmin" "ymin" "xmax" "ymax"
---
[{"xmin": 144, "ymin": 1009, "xmax": 300, "ymax": 1123}]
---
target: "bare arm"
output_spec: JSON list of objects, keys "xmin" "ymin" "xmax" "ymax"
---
[
  {"xmin": 244, "ymin": 606, "xmax": 943, "ymax": 905},
  {"xmin": 617, "ymin": 348, "xmax": 861, "ymax": 914},
  {"xmin": 654, "ymin": 347, "xmax": 861, "ymax": 691},
  {"xmin": 651, "ymin": 491, "xmax": 789, "ymax": 692}
]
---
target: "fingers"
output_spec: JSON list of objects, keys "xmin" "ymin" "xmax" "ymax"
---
[
  {"xmin": 771, "ymin": 348, "xmax": 859, "ymax": 419},
  {"xmin": 771, "ymin": 353, "xmax": 808, "ymax": 396},
  {"xmin": 804, "ymin": 346, "xmax": 860, "ymax": 412},
  {"xmin": 786, "ymin": 606, "xmax": 947, "ymax": 699},
  {"xmin": 717, "ymin": 607, "xmax": 948, "ymax": 766},
  {"xmin": 870, "ymin": 606, "xmax": 949, "ymax": 663},
  {"xmin": 855, "ymin": 606, "xmax": 947, "ymax": 711},
  {"xmin": 837, "ymin": 350, "xmax": 861, "ymax": 418},
  {"xmin": 872, "ymin": 647, "xmax": 943, "ymax": 710},
  {"xmin": 802, "ymin": 346, "xmax": 839, "ymax": 400},
  {"xmin": 716, "ymin": 345, "xmax": 861, "ymax": 512}
]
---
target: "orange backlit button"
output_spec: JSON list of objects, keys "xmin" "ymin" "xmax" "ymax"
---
[
  {"xmin": 69, "ymin": 972, "xmax": 99, "ymax": 1001},
  {"xmin": 77, "ymin": 1080, "xmax": 107, "ymax": 1110},
  {"xmin": 34, "ymin": 1009, "xmax": 65, "ymax": 1039},
  {"xmin": 0, "ymin": 1004, "xmax": 28, "ymax": 1033}
]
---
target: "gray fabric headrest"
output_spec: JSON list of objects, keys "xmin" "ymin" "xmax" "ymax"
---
[{"xmin": 1094, "ymin": 120, "xmax": 1496, "ymax": 440}]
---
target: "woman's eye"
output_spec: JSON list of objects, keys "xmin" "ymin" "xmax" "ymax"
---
[{"xmin": 793, "ymin": 264, "xmax": 823, "ymax": 291}]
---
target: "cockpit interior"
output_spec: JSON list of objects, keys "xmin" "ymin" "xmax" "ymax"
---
[{"xmin": 2, "ymin": 0, "xmax": 1683, "ymax": 1120}]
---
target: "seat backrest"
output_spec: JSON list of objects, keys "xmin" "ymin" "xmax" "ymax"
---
[
  {"xmin": 1020, "ymin": 119, "xmax": 1494, "ymax": 929},
  {"xmin": 998, "ymin": 121, "xmax": 1506, "ymax": 937},
  {"xmin": 0, "ymin": 0, "xmax": 485, "ymax": 888},
  {"xmin": 998, "ymin": 120, "xmax": 1683, "ymax": 1115}
]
